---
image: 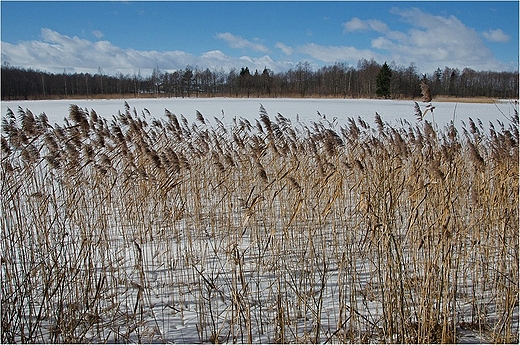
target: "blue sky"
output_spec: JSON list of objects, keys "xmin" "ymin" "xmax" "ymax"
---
[{"xmin": 1, "ymin": 1, "xmax": 518, "ymax": 76}]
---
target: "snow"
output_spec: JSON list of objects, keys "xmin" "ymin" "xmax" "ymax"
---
[{"xmin": 1, "ymin": 97, "xmax": 517, "ymax": 129}]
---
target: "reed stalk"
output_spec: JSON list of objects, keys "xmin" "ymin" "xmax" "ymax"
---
[{"xmin": 1, "ymin": 102, "xmax": 518, "ymax": 343}]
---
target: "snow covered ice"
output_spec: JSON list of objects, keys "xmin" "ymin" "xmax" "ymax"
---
[{"xmin": 2, "ymin": 97, "xmax": 516, "ymax": 129}]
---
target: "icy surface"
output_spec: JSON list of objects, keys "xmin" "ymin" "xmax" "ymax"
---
[{"xmin": 1, "ymin": 97, "xmax": 516, "ymax": 129}]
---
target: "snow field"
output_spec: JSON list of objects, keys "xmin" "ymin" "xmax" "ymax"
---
[{"xmin": 1, "ymin": 97, "xmax": 517, "ymax": 129}]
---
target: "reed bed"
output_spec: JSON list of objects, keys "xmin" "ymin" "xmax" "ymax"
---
[{"xmin": 1, "ymin": 101, "xmax": 518, "ymax": 343}]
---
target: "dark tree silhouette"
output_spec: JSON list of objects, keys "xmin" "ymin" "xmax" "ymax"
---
[
  {"xmin": 1, "ymin": 61, "xmax": 518, "ymax": 100},
  {"xmin": 376, "ymin": 62, "xmax": 392, "ymax": 99}
]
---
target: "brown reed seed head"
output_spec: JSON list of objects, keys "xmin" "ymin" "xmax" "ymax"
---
[
  {"xmin": 2, "ymin": 101, "xmax": 518, "ymax": 344},
  {"xmin": 420, "ymin": 80, "xmax": 432, "ymax": 103}
]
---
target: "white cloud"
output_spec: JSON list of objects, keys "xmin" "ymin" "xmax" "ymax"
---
[
  {"xmin": 275, "ymin": 42, "xmax": 293, "ymax": 55},
  {"xmin": 1, "ymin": 8, "xmax": 515, "ymax": 79},
  {"xmin": 343, "ymin": 17, "xmax": 368, "ymax": 32},
  {"xmin": 298, "ymin": 43, "xmax": 380, "ymax": 64},
  {"xmin": 338, "ymin": 7, "xmax": 513, "ymax": 72},
  {"xmin": 371, "ymin": 37, "xmax": 392, "ymax": 50},
  {"xmin": 343, "ymin": 17, "xmax": 388, "ymax": 34},
  {"xmin": 388, "ymin": 7, "xmax": 509, "ymax": 71},
  {"xmin": 200, "ymin": 50, "xmax": 229, "ymax": 61},
  {"xmin": 215, "ymin": 32, "xmax": 269, "ymax": 53},
  {"xmin": 92, "ymin": 30, "xmax": 104, "ymax": 39},
  {"xmin": 482, "ymin": 29, "xmax": 510, "ymax": 43},
  {"xmin": 0, "ymin": 28, "xmax": 290, "ymax": 75}
]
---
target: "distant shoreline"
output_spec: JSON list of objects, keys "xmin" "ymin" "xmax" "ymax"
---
[{"xmin": 2, "ymin": 94, "xmax": 515, "ymax": 104}]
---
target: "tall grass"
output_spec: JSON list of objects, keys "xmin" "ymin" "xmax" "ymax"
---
[{"xmin": 1, "ymin": 101, "xmax": 518, "ymax": 343}]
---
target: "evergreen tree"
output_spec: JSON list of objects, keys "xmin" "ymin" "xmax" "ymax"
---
[
  {"xmin": 376, "ymin": 62, "xmax": 392, "ymax": 99},
  {"xmin": 239, "ymin": 67, "xmax": 252, "ymax": 97}
]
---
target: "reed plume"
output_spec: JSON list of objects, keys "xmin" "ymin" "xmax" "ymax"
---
[{"xmin": 1, "ymin": 101, "xmax": 517, "ymax": 344}]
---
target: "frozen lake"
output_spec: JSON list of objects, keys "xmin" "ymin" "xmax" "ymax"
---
[{"xmin": 1, "ymin": 97, "xmax": 517, "ymax": 130}]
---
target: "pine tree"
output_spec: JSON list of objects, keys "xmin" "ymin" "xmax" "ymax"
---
[{"xmin": 376, "ymin": 62, "xmax": 392, "ymax": 99}]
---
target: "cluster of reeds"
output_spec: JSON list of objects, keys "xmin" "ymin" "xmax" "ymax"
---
[{"xmin": 1, "ymin": 101, "xmax": 518, "ymax": 343}]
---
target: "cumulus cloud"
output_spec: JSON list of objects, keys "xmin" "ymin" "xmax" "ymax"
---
[
  {"xmin": 336, "ymin": 7, "xmax": 513, "ymax": 72},
  {"xmin": 387, "ymin": 7, "xmax": 509, "ymax": 71},
  {"xmin": 298, "ymin": 43, "xmax": 380, "ymax": 64},
  {"xmin": 1, "ymin": 8, "xmax": 515, "ymax": 78},
  {"xmin": 342, "ymin": 17, "xmax": 365, "ymax": 32},
  {"xmin": 1, "ymin": 28, "xmax": 291, "ymax": 75},
  {"xmin": 482, "ymin": 29, "xmax": 510, "ymax": 43},
  {"xmin": 91, "ymin": 30, "xmax": 104, "ymax": 38},
  {"xmin": 275, "ymin": 42, "xmax": 293, "ymax": 55},
  {"xmin": 343, "ymin": 17, "xmax": 389, "ymax": 34},
  {"xmin": 215, "ymin": 32, "xmax": 269, "ymax": 53}
]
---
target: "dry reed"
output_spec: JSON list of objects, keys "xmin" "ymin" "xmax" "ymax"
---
[{"xmin": 1, "ymin": 102, "xmax": 518, "ymax": 343}]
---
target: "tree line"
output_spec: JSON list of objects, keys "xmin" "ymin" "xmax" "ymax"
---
[{"xmin": 1, "ymin": 59, "xmax": 518, "ymax": 100}]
